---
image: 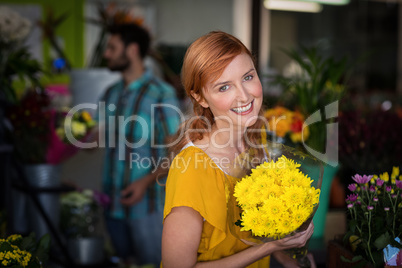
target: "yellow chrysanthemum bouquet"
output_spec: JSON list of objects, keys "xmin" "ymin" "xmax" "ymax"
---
[
  {"xmin": 234, "ymin": 155, "xmax": 320, "ymax": 239},
  {"xmin": 226, "ymin": 141, "xmax": 323, "ymax": 267}
]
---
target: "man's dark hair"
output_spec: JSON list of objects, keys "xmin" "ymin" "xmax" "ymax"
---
[{"xmin": 108, "ymin": 23, "xmax": 150, "ymax": 59}]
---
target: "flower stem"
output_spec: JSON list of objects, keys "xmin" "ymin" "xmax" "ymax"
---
[{"xmin": 366, "ymin": 211, "xmax": 376, "ymax": 265}]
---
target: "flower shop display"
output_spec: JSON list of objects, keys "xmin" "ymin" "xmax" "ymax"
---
[
  {"xmin": 344, "ymin": 167, "xmax": 402, "ymax": 267},
  {"xmin": 60, "ymin": 189, "xmax": 109, "ymax": 238},
  {"xmin": 6, "ymin": 89, "xmax": 96, "ymax": 165},
  {"xmin": 226, "ymin": 141, "xmax": 323, "ymax": 267},
  {"xmin": 5, "ymin": 86, "xmax": 97, "ymax": 249},
  {"xmin": 47, "ymin": 109, "xmax": 96, "ymax": 164},
  {"xmin": 60, "ymin": 189, "xmax": 110, "ymax": 265},
  {"xmin": 273, "ymin": 46, "xmax": 349, "ymax": 155},
  {"xmin": 263, "ymin": 106, "xmax": 309, "ymax": 149},
  {"xmin": 0, "ymin": 6, "xmax": 43, "ymax": 104},
  {"xmin": 0, "ymin": 233, "xmax": 50, "ymax": 268},
  {"xmin": 6, "ymin": 89, "xmax": 51, "ymax": 164}
]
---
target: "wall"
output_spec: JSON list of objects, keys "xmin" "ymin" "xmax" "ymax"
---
[{"xmin": 154, "ymin": 0, "xmax": 233, "ymax": 45}]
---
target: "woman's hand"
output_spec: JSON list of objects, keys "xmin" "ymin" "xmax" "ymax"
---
[{"xmin": 273, "ymin": 221, "xmax": 315, "ymax": 250}]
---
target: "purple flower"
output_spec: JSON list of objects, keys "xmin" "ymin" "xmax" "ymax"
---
[
  {"xmin": 369, "ymin": 185, "xmax": 376, "ymax": 193},
  {"xmin": 348, "ymin": 184, "xmax": 357, "ymax": 192},
  {"xmin": 396, "ymin": 180, "xmax": 402, "ymax": 189},
  {"xmin": 367, "ymin": 206, "xmax": 374, "ymax": 211},
  {"xmin": 347, "ymin": 203, "xmax": 354, "ymax": 209},
  {"xmin": 392, "ymin": 194, "xmax": 397, "ymax": 199},
  {"xmin": 376, "ymin": 179, "xmax": 385, "ymax": 187},
  {"xmin": 384, "ymin": 207, "xmax": 390, "ymax": 211},
  {"xmin": 386, "ymin": 186, "xmax": 392, "ymax": 192},
  {"xmin": 352, "ymin": 174, "xmax": 373, "ymax": 184},
  {"xmin": 93, "ymin": 190, "xmax": 111, "ymax": 208},
  {"xmin": 373, "ymin": 197, "xmax": 378, "ymax": 202},
  {"xmin": 346, "ymin": 193, "xmax": 358, "ymax": 203},
  {"xmin": 361, "ymin": 185, "xmax": 367, "ymax": 191}
]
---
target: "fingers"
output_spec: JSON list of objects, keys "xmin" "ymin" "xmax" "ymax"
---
[
  {"xmin": 120, "ymin": 193, "xmax": 139, "ymax": 206},
  {"xmin": 120, "ymin": 187, "xmax": 137, "ymax": 205}
]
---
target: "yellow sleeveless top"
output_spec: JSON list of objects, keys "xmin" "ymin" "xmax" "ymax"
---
[{"xmin": 164, "ymin": 145, "xmax": 270, "ymax": 267}]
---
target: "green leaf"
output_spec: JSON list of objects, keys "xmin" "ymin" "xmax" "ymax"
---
[
  {"xmin": 340, "ymin": 254, "xmax": 363, "ymax": 263},
  {"xmin": 34, "ymin": 233, "xmax": 51, "ymax": 263},
  {"xmin": 373, "ymin": 232, "xmax": 392, "ymax": 250},
  {"xmin": 19, "ymin": 232, "xmax": 37, "ymax": 252}
]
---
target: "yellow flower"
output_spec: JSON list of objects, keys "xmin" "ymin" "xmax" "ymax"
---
[
  {"xmin": 7, "ymin": 234, "xmax": 22, "ymax": 243},
  {"xmin": 81, "ymin": 111, "xmax": 92, "ymax": 122},
  {"xmin": 282, "ymin": 185, "xmax": 306, "ymax": 205},
  {"xmin": 262, "ymin": 196, "xmax": 285, "ymax": 216},
  {"xmin": 380, "ymin": 172, "xmax": 389, "ymax": 182},
  {"xmin": 264, "ymin": 107, "xmax": 292, "ymax": 137},
  {"xmin": 391, "ymin": 166, "xmax": 400, "ymax": 180},
  {"xmin": 71, "ymin": 121, "xmax": 87, "ymax": 136},
  {"xmin": 277, "ymin": 214, "xmax": 296, "ymax": 237},
  {"xmin": 292, "ymin": 205, "xmax": 312, "ymax": 225},
  {"xmin": 234, "ymin": 155, "xmax": 319, "ymax": 239}
]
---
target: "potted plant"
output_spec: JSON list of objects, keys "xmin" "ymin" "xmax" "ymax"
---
[
  {"xmin": 60, "ymin": 189, "xmax": 110, "ymax": 265},
  {"xmin": 273, "ymin": 46, "xmax": 349, "ymax": 159},
  {"xmin": 6, "ymin": 86, "xmax": 96, "ymax": 244}
]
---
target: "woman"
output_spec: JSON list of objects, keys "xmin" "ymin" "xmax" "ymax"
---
[{"xmin": 162, "ymin": 31, "xmax": 314, "ymax": 268}]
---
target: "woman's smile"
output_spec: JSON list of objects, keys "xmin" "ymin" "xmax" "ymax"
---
[{"xmin": 231, "ymin": 100, "xmax": 254, "ymax": 115}]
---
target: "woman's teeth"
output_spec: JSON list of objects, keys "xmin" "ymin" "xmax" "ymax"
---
[{"xmin": 232, "ymin": 102, "xmax": 252, "ymax": 113}]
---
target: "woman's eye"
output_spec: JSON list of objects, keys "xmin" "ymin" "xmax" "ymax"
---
[
  {"xmin": 244, "ymin": 75, "xmax": 253, "ymax": 81},
  {"xmin": 219, "ymin": 85, "xmax": 229, "ymax": 92}
]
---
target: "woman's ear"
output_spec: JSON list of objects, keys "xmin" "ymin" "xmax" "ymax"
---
[{"xmin": 191, "ymin": 91, "xmax": 209, "ymax": 108}]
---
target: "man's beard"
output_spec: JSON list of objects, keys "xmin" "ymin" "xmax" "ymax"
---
[{"xmin": 107, "ymin": 54, "xmax": 130, "ymax": 72}]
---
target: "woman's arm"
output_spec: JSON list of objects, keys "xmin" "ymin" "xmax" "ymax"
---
[{"xmin": 162, "ymin": 206, "xmax": 315, "ymax": 268}]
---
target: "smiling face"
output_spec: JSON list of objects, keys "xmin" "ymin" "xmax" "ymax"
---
[{"xmin": 198, "ymin": 53, "xmax": 263, "ymax": 131}]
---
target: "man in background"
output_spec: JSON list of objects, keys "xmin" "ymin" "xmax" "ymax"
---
[{"xmin": 98, "ymin": 23, "xmax": 181, "ymax": 266}]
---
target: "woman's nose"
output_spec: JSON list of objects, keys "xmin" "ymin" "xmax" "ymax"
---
[{"xmin": 237, "ymin": 85, "xmax": 250, "ymax": 101}]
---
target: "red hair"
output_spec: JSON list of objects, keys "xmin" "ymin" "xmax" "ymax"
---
[{"xmin": 171, "ymin": 31, "xmax": 264, "ymax": 154}]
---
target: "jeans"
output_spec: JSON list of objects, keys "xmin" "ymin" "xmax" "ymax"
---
[{"xmin": 106, "ymin": 210, "xmax": 163, "ymax": 266}]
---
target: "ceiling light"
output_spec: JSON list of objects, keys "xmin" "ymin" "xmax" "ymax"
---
[
  {"xmin": 304, "ymin": 0, "xmax": 349, "ymax": 5},
  {"xmin": 264, "ymin": 0, "xmax": 323, "ymax": 13}
]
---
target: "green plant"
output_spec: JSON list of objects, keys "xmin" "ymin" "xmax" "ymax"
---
[
  {"xmin": 344, "ymin": 168, "xmax": 402, "ymax": 267},
  {"xmin": 60, "ymin": 189, "xmax": 109, "ymax": 238},
  {"xmin": 0, "ymin": 7, "xmax": 43, "ymax": 104},
  {"xmin": 273, "ymin": 46, "xmax": 349, "ymax": 154},
  {"xmin": 0, "ymin": 233, "xmax": 50, "ymax": 267}
]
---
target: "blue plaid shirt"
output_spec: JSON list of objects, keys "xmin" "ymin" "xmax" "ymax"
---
[{"xmin": 98, "ymin": 69, "xmax": 181, "ymax": 219}]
